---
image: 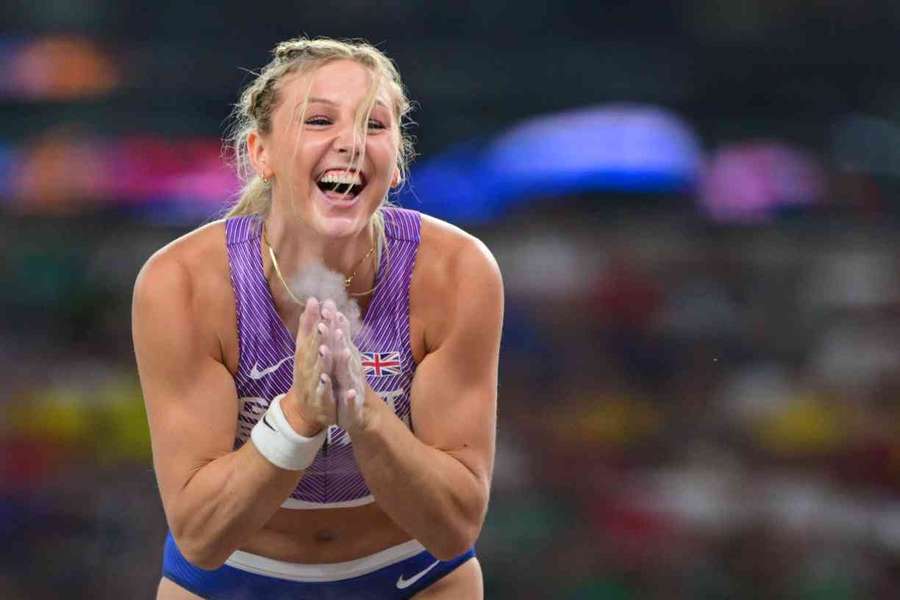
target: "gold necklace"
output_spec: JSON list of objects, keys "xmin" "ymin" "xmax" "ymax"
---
[
  {"xmin": 262, "ymin": 226, "xmax": 378, "ymax": 303},
  {"xmin": 343, "ymin": 245, "xmax": 377, "ymax": 289}
]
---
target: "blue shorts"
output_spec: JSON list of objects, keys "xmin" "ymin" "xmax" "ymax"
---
[{"xmin": 162, "ymin": 532, "xmax": 475, "ymax": 599}]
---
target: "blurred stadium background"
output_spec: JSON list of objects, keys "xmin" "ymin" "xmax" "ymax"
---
[{"xmin": 3, "ymin": 1, "xmax": 900, "ymax": 598}]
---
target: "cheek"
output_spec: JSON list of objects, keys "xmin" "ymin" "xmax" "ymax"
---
[
  {"xmin": 277, "ymin": 135, "xmax": 329, "ymax": 174},
  {"xmin": 369, "ymin": 138, "xmax": 399, "ymax": 171}
]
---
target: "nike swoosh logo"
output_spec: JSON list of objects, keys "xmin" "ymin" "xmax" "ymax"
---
[
  {"xmin": 396, "ymin": 560, "xmax": 440, "ymax": 590},
  {"xmin": 248, "ymin": 356, "xmax": 292, "ymax": 380}
]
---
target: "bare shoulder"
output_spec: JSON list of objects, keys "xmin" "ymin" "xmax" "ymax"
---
[
  {"xmin": 416, "ymin": 213, "xmax": 501, "ymax": 286},
  {"xmin": 411, "ymin": 214, "xmax": 503, "ymax": 355},
  {"xmin": 133, "ymin": 220, "xmax": 234, "ymax": 359},
  {"xmin": 134, "ymin": 220, "xmax": 229, "ymax": 300}
]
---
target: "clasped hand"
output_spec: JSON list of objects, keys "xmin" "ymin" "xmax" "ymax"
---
[{"xmin": 288, "ymin": 297, "xmax": 369, "ymax": 435}]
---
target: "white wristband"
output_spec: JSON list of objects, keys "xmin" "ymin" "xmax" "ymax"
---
[{"xmin": 251, "ymin": 394, "xmax": 326, "ymax": 471}]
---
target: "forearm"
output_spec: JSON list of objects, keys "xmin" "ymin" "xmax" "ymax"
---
[
  {"xmin": 168, "ymin": 441, "xmax": 303, "ymax": 568},
  {"xmin": 351, "ymin": 392, "xmax": 489, "ymax": 560}
]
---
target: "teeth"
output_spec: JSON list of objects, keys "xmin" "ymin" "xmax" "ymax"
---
[{"xmin": 318, "ymin": 170, "xmax": 363, "ymax": 186}]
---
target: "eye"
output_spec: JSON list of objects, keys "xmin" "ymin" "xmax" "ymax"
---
[
  {"xmin": 305, "ymin": 116, "xmax": 332, "ymax": 126},
  {"xmin": 368, "ymin": 119, "xmax": 386, "ymax": 130}
]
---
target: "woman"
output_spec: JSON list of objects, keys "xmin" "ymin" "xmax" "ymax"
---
[{"xmin": 132, "ymin": 37, "xmax": 502, "ymax": 599}]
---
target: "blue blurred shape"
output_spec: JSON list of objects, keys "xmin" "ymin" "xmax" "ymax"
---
[
  {"xmin": 0, "ymin": 141, "xmax": 16, "ymax": 201},
  {"xmin": 400, "ymin": 104, "xmax": 703, "ymax": 225},
  {"xmin": 484, "ymin": 104, "xmax": 702, "ymax": 202},
  {"xmin": 395, "ymin": 140, "xmax": 499, "ymax": 224}
]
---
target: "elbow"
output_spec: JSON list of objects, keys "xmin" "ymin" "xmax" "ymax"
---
[
  {"xmin": 171, "ymin": 519, "xmax": 233, "ymax": 570},
  {"xmin": 168, "ymin": 489, "xmax": 240, "ymax": 570},
  {"xmin": 427, "ymin": 524, "xmax": 481, "ymax": 561},
  {"xmin": 174, "ymin": 531, "xmax": 232, "ymax": 570},
  {"xmin": 181, "ymin": 545, "xmax": 231, "ymax": 571},
  {"xmin": 426, "ymin": 495, "xmax": 488, "ymax": 561}
]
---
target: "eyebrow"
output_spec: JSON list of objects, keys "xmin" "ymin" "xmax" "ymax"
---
[{"xmin": 306, "ymin": 96, "xmax": 389, "ymax": 109}]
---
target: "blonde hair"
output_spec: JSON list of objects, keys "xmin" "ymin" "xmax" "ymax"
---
[{"xmin": 224, "ymin": 37, "xmax": 415, "ymax": 251}]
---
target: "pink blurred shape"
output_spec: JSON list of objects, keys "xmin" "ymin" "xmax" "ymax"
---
[{"xmin": 699, "ymin": 140, "xmax": 827, "ymax": 223}]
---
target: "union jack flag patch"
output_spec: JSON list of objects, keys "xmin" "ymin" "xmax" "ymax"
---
[{"xmin": 361, "ymin": 352, "xmax": 402, "ymax": 377}]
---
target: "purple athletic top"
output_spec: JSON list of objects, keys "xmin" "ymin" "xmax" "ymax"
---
[{"xmin": 225, "ymin": 207, "xmax": 421, "ymax": 508}]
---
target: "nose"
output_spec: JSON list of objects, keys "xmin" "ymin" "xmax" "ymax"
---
[{"xmin": 332, "ymin": 122, "xmax": 363, "ymax": 158}]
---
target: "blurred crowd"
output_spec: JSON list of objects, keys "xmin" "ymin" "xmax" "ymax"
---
[
  {"xmin": 4, "ymin": 1, "xmax": 900, "ymax": 598},
  {"xmin": 483, "ymin": 207, "xmax": 900, "ymax": 598},
  {"xmin": 2, "ymin": 202, "xmax": 899, "ymax": 598}
]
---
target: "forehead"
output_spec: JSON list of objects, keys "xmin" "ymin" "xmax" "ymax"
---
[{"xmin": 280, "ymin": 59, "xmax": 394, "ymax": 112}]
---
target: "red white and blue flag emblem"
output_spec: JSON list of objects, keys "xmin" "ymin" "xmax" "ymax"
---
[{"xmin": 361, "ymin": 352, "xmax": 402, "ymax": 377}]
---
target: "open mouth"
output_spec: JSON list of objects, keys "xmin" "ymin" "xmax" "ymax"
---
[{"xmin": 316, "ymin": 169, "xmax": 367, "ymax": 198}]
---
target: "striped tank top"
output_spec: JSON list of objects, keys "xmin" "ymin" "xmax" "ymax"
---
[{"xmin": 225, "ymin": 207, "xmax": 421, "ymax": 509}]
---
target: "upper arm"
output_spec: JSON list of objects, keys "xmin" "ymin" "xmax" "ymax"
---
[
  {"xmin": 409, "ymin": 235, "xmax": 504, "ymax": 495},
  {"xmin": 132, "ymin": 250, "xmax": 239, "ymax": 522}
]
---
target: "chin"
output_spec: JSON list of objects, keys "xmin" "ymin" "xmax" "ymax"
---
[
  {"xmin": 308, "ymin": 187, "xmax": 379, "ymax": 239},
  {"xmin": 312, "ymin": 214, "xmax": 367, "ymax": 239}
]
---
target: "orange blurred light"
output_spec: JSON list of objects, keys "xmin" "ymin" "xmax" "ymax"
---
[{"xmin": 11, "ymin": 35, "xmax": 120, "ymax": 100}]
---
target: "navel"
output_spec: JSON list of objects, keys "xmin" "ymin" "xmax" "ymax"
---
[{"xmin": 313, "ymin": 529, "xmax": 337, "ymax": 543}]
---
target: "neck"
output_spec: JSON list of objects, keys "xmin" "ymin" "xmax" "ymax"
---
[{"xmin": 263, "ymin": 210, "xmax": 377, "ymax": 296}]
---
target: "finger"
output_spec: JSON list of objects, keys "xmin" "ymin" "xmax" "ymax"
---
[
  {"xmin": 319, "ymin": 301, "xmax": 334, "ymax": 339},
  {"xmin": 325, "ymin": 301, "xmax": 341, "ymax": 349},
  {"xmin": 333, "ymin": 327, "xmax": 346, "ymax": 360},
  {"xmin": 321, "ymin": 299, "xmax": 337, "ymax": 320},
  {"xmin": 336, "ymin": 312, "xmax": 353, "ymax": 347},
  {"xmin": 337, "ymin": 389, "xmax": 349, "ymax": 428},
  {"xmin": 317, "ymin": 372, "xmax": 330, "ymax": 397},
  {"xmin": 318, "ymin": 319, "xmax": 339, "ymax": 361},
  {"xmin": 315, "ymin": 301, "xmax": 333, "ymax": 341},
  {"xmin": 310, "ymin": 373, "xmax": 333, "ymax": 425},
  {"xmin": 332, "ymin": 329, "xmax": 352, "ymax": 384},
  {"xmin": 340, "ymin": 389, "xmax": 363, "ymax": 426},
  {"xmin": 326, "ymin": 322, "xmax": 338, "ymax": 354},
  {"xmin": 309, "ymin": 372, "xmax": 326, "ymax": 411},
  {"xmin": 317, "ymin": 372, "xmax": 337, "ymax": 424},
  {"xmin": 318, "ymin": 343, "xmax": 333, "ymax": 374},
  {"xmin": 299, "ymin": 297, "xmax": 320, "ymax": 338},
  {"xmin": 334, "ymin": 316, "xmax": 359, "ymax": 362},
  {"xmin": 300, "ymin": 320, "xmax": 327, "ymax": 373}
]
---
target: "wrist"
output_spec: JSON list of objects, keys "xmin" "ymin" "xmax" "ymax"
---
[
  {"xmin": 282, "ymin": 389, "xmax": 325, "ymax": 437},
  {"xmin": 251, "ymin": 394, "xmax": 326, "ymax": 471}
]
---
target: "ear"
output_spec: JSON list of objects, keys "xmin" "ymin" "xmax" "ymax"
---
[
  {"xmin": 247, "ymin": 130, "xmax": 273, "ymax": 180},
  {"xmin": 390, "ymin": 166, "xmax": 402, "ymax": 188}
]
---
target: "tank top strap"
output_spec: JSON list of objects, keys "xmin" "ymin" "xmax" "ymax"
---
[
  {"xmin": 381, "ymin": 207, "xmax": 421, "ymax": 319},
  {"xmin": 225, "ymin": 215, "xmax": 294, "ymax": 384},
  {"xmin": 355, "ymin": 207, "xmax": 421, "ymax": 352},
  {"xmin": 382, "ymin": 206, "xmax": 422, "ymax": 244}
]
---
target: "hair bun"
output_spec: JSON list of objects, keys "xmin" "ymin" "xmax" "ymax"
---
[{"xmin": 274, "ymin": 41, "xmax": 307, "ymax": 62}]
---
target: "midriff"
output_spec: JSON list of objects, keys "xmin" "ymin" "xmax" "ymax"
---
[{"xmin": 239, "ymin": 501, "xmax": 413, "ymax": 564}]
